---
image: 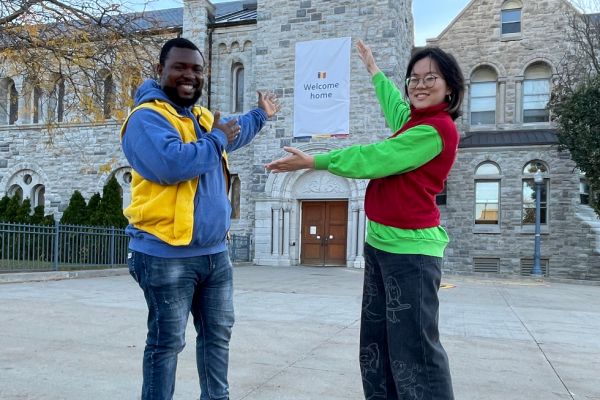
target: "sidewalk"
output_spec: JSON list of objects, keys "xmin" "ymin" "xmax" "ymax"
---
[{"xmin": 1, "ymin": 265, "xmax": 599, "ymax": 400}]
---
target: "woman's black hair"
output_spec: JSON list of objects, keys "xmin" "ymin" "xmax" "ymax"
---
[
  {"xmin": 159, "ymin": 37, "xmax": 205, "ymax": 66},
  {"xmin": 404, "ymin": 47, "xmax": 465, "ymax": 120}
]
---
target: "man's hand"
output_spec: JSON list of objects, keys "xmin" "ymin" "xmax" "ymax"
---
[
  {"xmin": 357, "ymin": 39, "xmax": 381, "ymax": 77},
  {"xmin": 257, "ymin": 91, "xmax": 281, "ymax": 118},
  {"xmin": 265, "ymin": 147, "xmax": 314, "ymax": 173},
  {"xmin": 213, "ymin": 111, "xmax": 241, "ymax": 144}
]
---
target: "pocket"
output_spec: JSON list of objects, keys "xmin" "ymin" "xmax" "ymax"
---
[{"xmin": 127, "ymin": 250, "xmax": 140, "ymax": 284}]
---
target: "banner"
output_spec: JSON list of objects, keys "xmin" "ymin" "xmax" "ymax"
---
[{"xmin": 293, "ymin": 37, "xmax": 351, "ymax": 137}]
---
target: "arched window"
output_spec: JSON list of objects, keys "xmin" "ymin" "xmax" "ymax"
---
[
  {"xmin": 112, "ymin": 167, "xmax": 133, "ymax": 209},
  {"xmin": 9, "ymin": 79, "xmax": 18, "ymax": 125},
  {"xmin": 230, "ymin": 174, "xmax": 241, "ymax": 219},
  {"xmin": 99, "ymin": 70, "xmax": 114, "ymax": 119},
  {"xmin": 32, "ymin": 85, "xmax": 42, "ymax": 124},
  {"xmin": 126, "ymin": 68, "xmax": 142, "ymax": 110},
  {"xmin": 475, "ymin": 162, "xmax": 501, "ymax": 225},
  {"xmin": 8, "ymin": 185, "xmax": 23, "ymax": 202},
  {"xmin": 32, "ymin": 185, "xmax": 45, "ymax": 208},
  {"xmin": 470, "ymin": 67, "xmax": 497, "ymax": 126},
  {"xmin": 232, "ymin": 63, "xmax": 244, "ymax": 113},
  {"xmin": 523, "ymin": 63, "xmax": 552, "ymax": 123},
  {"xmin": 522, "ymin": 160, "xmax": 548, "ymax": 224},
  {"xmin": 49, "ymin": 76, "xmax": 65, "ymax": 123},
  {"xmin": 501, "ymin": 0, "xmax": 522, "ymax": 35}
]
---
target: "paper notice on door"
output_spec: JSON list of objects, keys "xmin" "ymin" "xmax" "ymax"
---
[{"xmin": 310, "ymin": 226, "xmax": 317, "ymax": 235}]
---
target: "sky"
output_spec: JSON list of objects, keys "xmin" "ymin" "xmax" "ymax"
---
[{"xmin": 134, "ymin": 0, "xmax": 472, "ymax": 46}]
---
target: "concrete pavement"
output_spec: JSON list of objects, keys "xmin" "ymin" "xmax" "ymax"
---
[{"xmin": 1, "ymin": 266, "xmax": 599, "ymax": 400}]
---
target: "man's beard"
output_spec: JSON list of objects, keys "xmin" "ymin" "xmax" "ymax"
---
[{"xmin": 163, "ymin": 85, "xmax": 202, "ymax": 107}]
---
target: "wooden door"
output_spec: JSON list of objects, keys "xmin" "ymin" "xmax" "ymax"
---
[{"xmin": 300, "ymin": 201, "xmax": 348, "ymax": 266}]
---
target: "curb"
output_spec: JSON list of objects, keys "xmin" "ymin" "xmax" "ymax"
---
[{"xmin": 0, "ymin": 268, "xmax": 129, "ymax": 284}]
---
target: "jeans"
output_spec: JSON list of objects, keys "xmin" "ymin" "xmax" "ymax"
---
[
  {"xmin": 128, "ymin": 250, "xmax": 234, "ymax": 400},
  {"xmin": 360, "ymin": 243, "xmax": 454, "ymax": 400}
]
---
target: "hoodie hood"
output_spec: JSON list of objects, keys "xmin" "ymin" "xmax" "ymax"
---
[{"xmin": 134, "ymin": 79, "xmax": 174, "ymax": 108}]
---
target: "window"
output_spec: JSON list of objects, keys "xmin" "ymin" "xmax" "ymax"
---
[
  {"xmin": 49, "ymin": 76, "xmax": 65, "ymax": 123},
  {"xmin": 522, "ymin": 161, "xmax": 548, "ymax": 224},
  {"xmin": 8, "ymin": 185, "xmax": 23, "ymax": 202},
  {"xmin": 32, "ymin": 85, "xmax": 42, "ymax": 124},
  {"xmin": 33, "ymin": 185, "xmax": 45, "ymax": 208},
  {"xmin": 99, "ymin": 70, "xmax": 114, "ymax": 119},
  {"xmin": 501, "ymin": 0, "xmax": 522, "ymax": 35},
  {"xmin": 436, "ymin": 181, "xmax": 447, "ymax": 205},
  {"xmin": 470, "ymin": 67, "xmax": 497, "ymax": 125},
  {"xmin": 9, "ymin": 79, "xmax": 18, "ymax": 125},
  {"xmin": 230, "ymin": 174, "xmax": 241, "ymax": 219},
  {"xmin": 580, "ymin": 179, "xmax": 590, "ymax": 205},
  {"xmin": 232, "ymin": 63, "xmax": 244, "ymax": 113},
  {"xmin": 475, "ymin": 162, "xmax": 501, "ymax": 225},
  {"xmin": 126, "ymin": 68, "xmax": 142, "ymax": 110},
  {"xmin": 523, "ymin": 63, "xmax": 551, "ymax": 123}
]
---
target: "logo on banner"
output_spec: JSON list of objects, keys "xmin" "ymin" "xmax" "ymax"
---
[{"xmin": 317, "ymin": 71, "xmax": 327, "ymax": 79}]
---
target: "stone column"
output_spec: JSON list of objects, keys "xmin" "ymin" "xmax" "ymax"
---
[
  {"xmin": 355, "ymin": 207, "xmax": 366, "ymax": 266},
  {"xmin": 514, "ymin": 77, "xmax": 523, "ymax": 124},
  {"xmin": 182, "ymin": 0, "xmax": 215, "ymax": 106},
  {"xmin": 272, "ymin": 207, "xmax": 281, "ymax": 255},
  {"xmin": 498, "ymin": 78, "xmax": 506, "ymax": 124},
  {"xmin": 350, "ymin": 205, "xmax": 359, "ymax": 260},
  {"xmin": 282, "ymin": 206, "xmax": 290, "ymax": 257}
]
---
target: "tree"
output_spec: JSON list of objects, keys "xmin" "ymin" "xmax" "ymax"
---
[
  {"xmin": 550, "ymin": 76, "xmax": 600, "ymax": 215},
  {"xmin": 96, "ymin": 175, "xmax": 128, "ymax": 228},
  {"xmin": 30, "ymin": 205, "xmax": 55, "ymax": 225},
  {"xmin": 87, "ymin": 192, "xmax": 102, "ymax": 226},
  {"xmin": 60, "ymin": 190, "xmax": 88, "ymax": 225},
  {"xmin": 550, "ymin": 1, "xmax": 600, "ymax": 217},
  {"xmin": 0, "ymin": 1, "xmax": 168, "ymax": 130}
]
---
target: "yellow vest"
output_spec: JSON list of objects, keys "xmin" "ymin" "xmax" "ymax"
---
[{"xmin": 120, "ymin": 100, "xmax": 230, "ymax": 246}]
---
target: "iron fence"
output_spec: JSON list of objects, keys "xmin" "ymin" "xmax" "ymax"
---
[{"xmin": 0, "ymin": 221, "xmax": 252, "ymax": 272}]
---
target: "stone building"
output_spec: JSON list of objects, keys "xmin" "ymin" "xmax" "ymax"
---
[
  {"xmin": 1, "ymin": 0, "xmax": 598, "ymax": 279},
  {"xmin": 427, "ymin": 0, "xmax": 600, "ymax": 279}
]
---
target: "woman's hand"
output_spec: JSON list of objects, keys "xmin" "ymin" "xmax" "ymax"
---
[
  {"xmin": 265, "ymin": 147, "xmax": 314, "ymax": 173},
  {"xmin": 357, "ymin": 39, "xmax": 381, "ymax": 77}
]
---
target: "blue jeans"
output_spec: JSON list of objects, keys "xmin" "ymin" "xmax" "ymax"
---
[
  {"xmin": 128, "ymin": 250, "xmax": 234, "ymax": 400},
  {"xmin": 360, "ymin": 243, "xmax": 454, "ymax": 400}
]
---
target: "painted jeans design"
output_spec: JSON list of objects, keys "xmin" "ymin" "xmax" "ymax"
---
[{"xmin": 359, "ymin": 243, "xmax": 454, "ymax": 400}]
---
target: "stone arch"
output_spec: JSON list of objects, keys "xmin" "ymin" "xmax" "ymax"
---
[
  {"xmin": 1, "ymin": 164, "xmax": 49, "ymax": 208},
  {"xmin": 519, "ymin": 57, "xmax": 557, "ymax": 76},
  {"xmin": 467, "ymin": 61, "xmax": 506, "ymax": 80},
  {"xmin": 259, "ymin": 143, "xmax": 368, "ymax": 268},
  {"xmin": 243, "ymin": 40, "xmax": 253, "ymax": 52},
  {"xmin": 218, "ymin": 43, "xmax": 228, "ymax": 55},
  {"xmin": 265, "ymin": 143, "xmax": 366, "ymax": 199},
  {"xmin": 231, "ymin": 41, "xmax": 240, "ymax": 52},
  {"xmin": 1, "ymin": 162, "xmax": 49, "ymax": 195}
]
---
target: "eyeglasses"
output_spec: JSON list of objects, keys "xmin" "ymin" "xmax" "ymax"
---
[{"xmin": 405, "ymin": 75, "xmax": 440, "ymax": 89}]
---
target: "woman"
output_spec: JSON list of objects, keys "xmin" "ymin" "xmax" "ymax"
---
[{"xmin": 266, "ymin": 40, "xmax": 464, "ymax": 400}]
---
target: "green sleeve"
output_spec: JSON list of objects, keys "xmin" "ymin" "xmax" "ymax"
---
[
  {"xmin": 313, "ymin": 125, "xmax": 443, "ymax": 179},
  {"xmin": 372, "ymin": 71, "xmax": 411, "ymax": 132}
]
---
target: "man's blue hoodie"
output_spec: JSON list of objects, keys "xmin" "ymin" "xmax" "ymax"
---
[{"xmin": 121, "ymin": 79, "xmax": 267, "ymax": 258}]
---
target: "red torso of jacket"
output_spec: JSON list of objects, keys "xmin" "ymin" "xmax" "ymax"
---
[{"xmin": 364, "ymin": 102, "xmax": 459, "ymax": 229}]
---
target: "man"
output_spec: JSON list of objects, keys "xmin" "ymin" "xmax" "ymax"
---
[{"xmin": 121, "ymin": 37, "xmax": 279, "ymax": 400}]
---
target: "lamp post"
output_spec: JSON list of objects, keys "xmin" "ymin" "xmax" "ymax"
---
[{"xmin": 532, "ymin": 170, "xmax": 543, "ymax": 277}]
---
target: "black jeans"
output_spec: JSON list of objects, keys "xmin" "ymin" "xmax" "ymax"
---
[{"xmin": 360, "ymin": 243, "xmax": 454, "ymax": 400}]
